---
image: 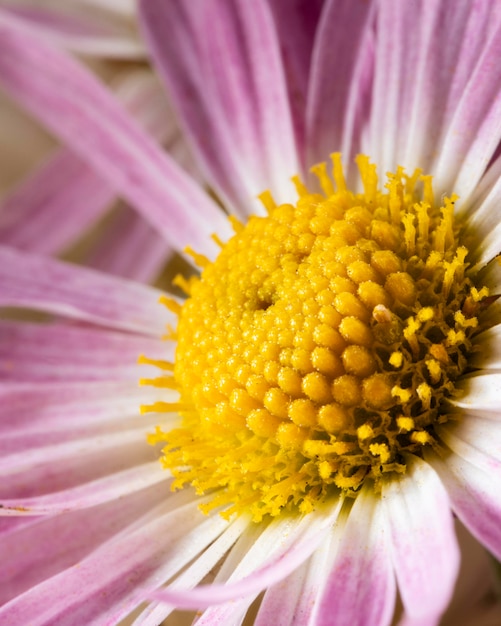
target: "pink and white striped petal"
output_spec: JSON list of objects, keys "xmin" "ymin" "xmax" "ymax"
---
[
  {"xmin": 267, "ymin": 0, "xmax": 323, "ymax": 161},
  {"xmin": 2, "ymin": 413, "xmax": 164, "ymax": 454},
  {"xmin": 0, "ymin": 2, "xmax": 144, "ymax": 58},
  {"xmin": 0, "ymin": 425, "xmax": 161, "ymax": 501},
  {"xmin": 0, "ymin": 320, "xmax": 169, "ymax": 382},
  {"xmin": 81, "ymin": 0, "xmax": 136, "ymax": 18},
  {"xmin": 84, "ymin": 204, "xmax": 171, "ymax": 282},
  {"xmin": 315, "ymin": 487, "xmax": 396, "ymax": 626},
  {"xmin": 0, "ymin": 426, "xmax": 153, "ymax": 472},
  {"xmin": 399, "ymin": 1, "xmax": 499, "ymax": 179},
  {"xmin": 427, "ymin": 424, "xmax": 501, "ymax": 561},
  {"xmin": 369, "ymin": 0, "xmax": 423, "ymax": 174},
  {"xmin": 0, "ymin": 499, "xmax": 230, "ymax": 626},
  {"xmin": 0, "ymin": 379, "xmax": 151, "ymax": 423},
  {"xmin": 0, "ymin": 13, "xmax": 230, "ymax": 257},
  {"xmin": 149, "ymin": 497, "xmax": 344, "ymax": 610},
  {"xmin": 0, "ymin": 380, "xmax": 174, "ymax": 434},
  {"xmin": 0, "ymin": 481, "xmax": 167, "ymax": 606},
  {"xmin": 0, "ymin": 246, "xmax": 171, "ymax": 335},
  {"xmin": 306, "ymin": 0, "xmax": 374, "ymax": 170},
  {"xmin": 0, "ymin": 149, "xmax": 115, "ymax": 255},
  {"xmin": 139, "ymin": 0, "xmax": 299, "ymax": 218},
  {"xmin": 254, "ymin": 561, "xmax": 308, "ymax": 626},
  {"xmin": 132, "ymin": 515, "xmax": 250, "ymax": 626},
  {"xmin": 382, "ymin": 456, "xmax": 459, "ymax": 626},
  {"xmin": 0, "ymin": 461, "xmax": 167, "ymax": 515},
  {"xmin": 368, "ymin": 0, "xmax": 501, "ymax": 186},
  {"xmin": 433, "ymin": 13, "xmax": 501, "ymax": 201},
  {"xmin": 0, "ymin": 70, "xmax": 176, "ymax": 268},
  {"xmin": 291, "ymin": 529, "xmax": 340, "ymax": 625}
]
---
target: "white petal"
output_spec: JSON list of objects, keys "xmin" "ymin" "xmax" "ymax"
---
[
  {"xmin": 382, "ymin": 455, "xmax": 459, "ymax": 624},
  {"xmin": 315, "ymin": 486, "xmax": 396, "ymax": 626}
]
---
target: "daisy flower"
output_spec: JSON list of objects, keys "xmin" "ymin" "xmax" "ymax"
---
[{"xmin": 1, "ymin": 1, "xmax": 501, "ymax": 625}]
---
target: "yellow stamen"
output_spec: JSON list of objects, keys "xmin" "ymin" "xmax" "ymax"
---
[{"xmin": 144, "ymin": 154, "xmax": 488, "ymax": 522}]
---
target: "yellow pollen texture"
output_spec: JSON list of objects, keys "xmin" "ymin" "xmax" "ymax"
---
[{"xmin": 144, "ymin": 153, "xmax": 487, "ymax": 522}]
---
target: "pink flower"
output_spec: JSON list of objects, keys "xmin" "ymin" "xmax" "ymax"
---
[{"xmin": 1, "ymin": 2, "xmax": 501, "ymax": 625}]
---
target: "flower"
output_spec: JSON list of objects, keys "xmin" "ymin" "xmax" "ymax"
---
[{"xmin": 1, "ymin": 1, "xmax": 501, "ymax": 625}]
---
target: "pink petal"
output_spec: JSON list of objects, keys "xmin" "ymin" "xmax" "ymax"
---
[
  {"xmin": 0, "ymin": 499, "xmax": 229, "ymax": 625},
  {"xmin": 0, "ymin": 246, "xmax": 171, "ymax": 335},
  {"xmin": 254, "ymin": 562, "xmax": 308, "ymax": 626},
  {"xmin": 183, "ymin": 522, "xmax": 289, "ymax": 626},
  {"xmin": 1, "ymin": 425, "xmax": 152, "ymax": 473},
  {"xmin": 0, "ymin": 149, "xmax": 116, "ymax": 255},
  {"xmin": 0, "ymin": 13, "xmax": 230, "ymax": 257},
  {"xmin": 84, "ymin": 204, "xmax": 172, "ymax": 282},
  {"xmin": 369, "ymin": 0, "xmax": 422, "ymax": 174},
  {"xmin": 426, "ymin": 425, "xmax": 501, "ymax": 560},
  {"xmin": 465, "ymin": 162, "xmax": 501, "ymax": 266},
  {"xmin": 315, "ymin": 486, "xmax": 396, "ymax": 626},
  {"xmin": 149, "ymin": 498, "xmax": 344, "ymax": 609},
  {"xmin": 0, "ymin": 516, "xmax": 38, "ymax": 538},
  {"xmin": 132, "ymin": 515, "xmax": 250, "ymax": 626},
  {"xmin": 433, "ymin": 8, "xmax": 501, "ymax": 201},
  {"xmin": 382, "ymin": 455, "xmax": 459, "ymax": 624},
  {"xmin": 0, "ymin": 482, "xmax": 167, "ymax": 605},
  {"xmin": 441, "ymin": 520, "xmax": 501, "ymax": 626},
  {"xmin": 1, "ymin": 414, "xmax": 162, "ymax": 460},
  {"xmin": 267, "ymin": 0, "xmax": 323, "ymax": 161},
  {"xmin": 399, "ymin": 1, "xmax": 497, "ymax": 177},
  {"xmin": 1, "ymin": 2, "xmax": 144, "ymax": 58},
  {"xmin": 0, "ymin": 71, "xmax": 176, "ymax": 268},
  {"xmin": 139, "ymin": 0, "xmax": 299, "ymax": 218},
  {"xmin": 0, "ymin": 461, "xmax": 167, "ymax": 515},
  {"xmin": 0, "ymin": 320, "xmax": 169, "ymax": 382},
  {"xmin": 368, "ymin": 0, "xmax": 501, "ymax": 182},
  {"xmin": 0, "ymin": 424, "xmax": 159, "ymax": 500},
  {"xmin": 306, "ymin": 0, "xmax": 374, "ymax": 168},
  {"xmin": 289, "ymin": 529, "xmax": 340, "ymax": 625},
  {"xmin": 0, "ymin": 380, "xmax": 167, "ymax": 434},
  {"xmin": 84, "ymin": 0, "xmax": 136, "ymax": 18}
]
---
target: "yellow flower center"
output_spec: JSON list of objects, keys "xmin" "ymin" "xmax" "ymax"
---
[{"xmin": 142, "ymin": 154, "xmax": 488, "ymax": 523}]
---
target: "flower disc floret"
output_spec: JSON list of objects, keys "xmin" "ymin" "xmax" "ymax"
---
[{"xmin": 145, "ymin": 154, "xmax": 488, "ymax": 522}]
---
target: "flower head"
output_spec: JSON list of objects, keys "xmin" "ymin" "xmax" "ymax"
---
[{"xmin": 1, "ymin": 1, "xmax": 501, "ymax": 625}]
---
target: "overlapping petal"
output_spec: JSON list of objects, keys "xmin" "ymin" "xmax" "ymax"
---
[
  {"xmin": 382, "ymin": 456, "xmax": 459, "ymax": 625},
  {"xmin": 0, "ymin": 12, "xmax": 231, "ymax": 257},
  {"xmin": 149, "ymin": 498, "xmax": 344, "ymax": 610},
  {"xmin": 139, "ymin": 0, "xmax": 299, "ymax": 217},
  {"xmin": 0, "ymin": 70, "xmax": 177, "ymax": 279},
  {"xmin": 306, "ymin": 0, "xmax": 374, "ymax": 172},
  {"xmin": 0, "ymin": 321, "xmax": 169, "ymax": 382},
  {"xmin": 368, "ymin": 0, "xmax": 501, "ymax": 199},
  {"xmin": 0, "ymin": 246, "xmax": 170, "ymax": 335},
  {"xmin": 315, "ymin": 486, "xmax": 396, "ymax": 626},
  {"xmin": 0, "ymin": 498, "xmax": 230, "ymax": 625},
  {"xmin": 0, "ymin": 2, "xmax": 144, "ymax": 58},
  {"xmin": 428, "ymin": 422, "xmax": 501, "ymax": 561},
  {"xmin": 0, "ymin": 482, "xmax": 168, "ymax": 606}
]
